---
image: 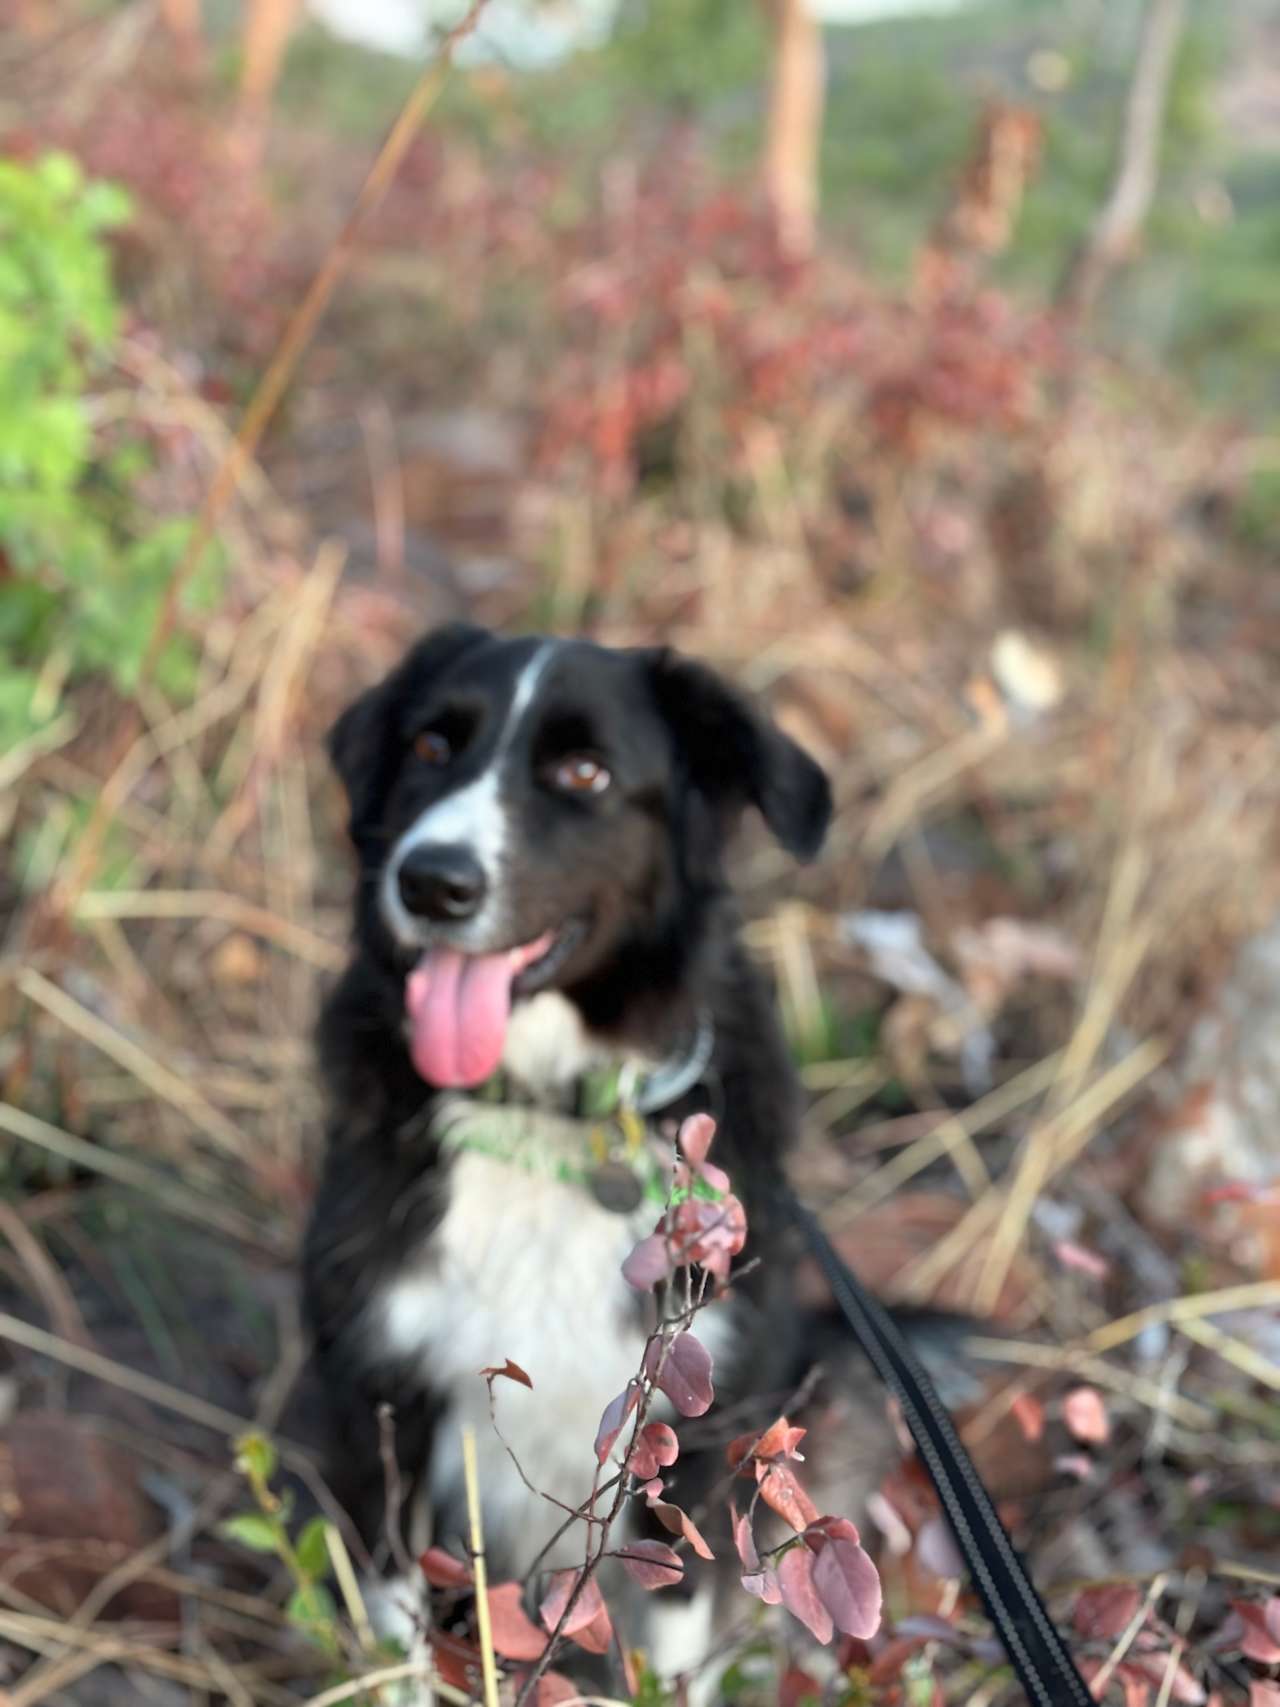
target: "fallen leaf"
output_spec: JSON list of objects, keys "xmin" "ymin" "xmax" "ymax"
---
[
  {"xmin": 1062, "ymin": 1386, "xmax": 1110, "ymax": 1445},
  {"xmin": 1073, "ymin": 1584, "xmax": 1142, "ymax": 1641},
  {"xmin": 914, "ymin": 1516, "xmax": 964, "ymax": 1581},
  {"xmin": 1010, "ymin": 1391, "xmax": 1045, "ymax": 1443},
  {"xmin": 430, "ymin": 1632, "xmax": 479, "ymax": 1693},
  {"xmin": 1233, "ymin": 1601, "xmax": 1280, "ymax": 1665},
  {"xmin": 419, "ymin": 1546, "xmax": 473, "ymax": 1589},
  {"xmin": 865, "ymin": 1491, "xmax": 913, "ymax": 1556}
]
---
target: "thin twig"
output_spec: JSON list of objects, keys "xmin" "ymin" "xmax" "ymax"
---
[{"xmin": 377, "ymin": 1402, "xmax": 417, "ymax": 1582}]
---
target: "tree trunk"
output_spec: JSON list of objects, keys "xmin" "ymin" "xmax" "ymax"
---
[
  {"xmin": 239, "ymin": 0, "xmax": 302, "ymax": 118},
  {"xmin": 1058, "ymin": 0, "xmax": 1188, "ymax": 317},
  {"xmin": 760, "ymin": 0, "xmax": 825, "ymax": 261}
]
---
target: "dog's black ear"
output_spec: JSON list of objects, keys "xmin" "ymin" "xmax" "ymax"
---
[
  {"xmin": 646, "ymin": 649, "xmax": 832, "ymax": 861},
  {"xmin": 327, "ymin": 622, "xmax": 489, "ymax": 845}
]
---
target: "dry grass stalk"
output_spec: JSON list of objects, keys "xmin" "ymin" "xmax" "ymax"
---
[
  {"xmin": 15, "ymin": 967, "xmax": 255, "ymax": 1160},
  {"xmin": 463, "ymin": 1422, "xmax": 502, "ymax": 1707},
  {"xmin": 43, "ymin": 0, "xmax": 493, "ymax": 929}
]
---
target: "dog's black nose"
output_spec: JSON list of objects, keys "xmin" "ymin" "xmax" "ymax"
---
[{"xmin": 397, "ymin": 844, "xmax": 487, "ymax": 922}]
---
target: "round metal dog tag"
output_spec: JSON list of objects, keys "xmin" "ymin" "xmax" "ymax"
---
[{"xmin": 588, "ymin": 1160, "xmax": 644, "ymax": 1214}]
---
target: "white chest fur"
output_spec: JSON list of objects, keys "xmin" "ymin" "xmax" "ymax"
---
[{"xmin": 375, "ymin": 1106, "xmax": 658, "ymax": 1576}]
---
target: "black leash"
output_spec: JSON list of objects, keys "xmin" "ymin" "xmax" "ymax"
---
[{"xmin": 782, "ymin": 1187, "xmax": 1094, "ymax": 1707}]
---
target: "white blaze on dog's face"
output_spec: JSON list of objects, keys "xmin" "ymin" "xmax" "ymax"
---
[{"xmin": 327, "ymin": 625, "xmax": 831, "ymax": 1091}]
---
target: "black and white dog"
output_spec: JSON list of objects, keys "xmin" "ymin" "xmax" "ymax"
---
[{"xmin": 303, "ymin": 623, "xmax": 847, "ymax": 1678}]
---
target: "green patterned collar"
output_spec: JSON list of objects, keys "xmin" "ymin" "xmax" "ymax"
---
[
  {"xmin": 435, "ymin": 1012, "xmax": 716, "ymax": 1214},
  {"xmin": 471, "ymin": 1011, "xmax": 715, "ymax": 1122}
]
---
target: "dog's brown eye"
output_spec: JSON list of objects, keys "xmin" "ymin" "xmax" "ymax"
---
[
  {"xmin": 414, "ymin": 730, "xmax": 451, "ymax": 766},
  {"xmin": 551, "ymin": 754, "xmax": 610, "ymax": 795}
]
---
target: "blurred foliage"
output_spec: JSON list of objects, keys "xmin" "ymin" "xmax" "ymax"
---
[
  {"xmin": 0, "ymin": 151, "xmax": 221, "ymax": 750},
  {"xmin": 276, "ymin": 0, "xmax": 1277, "ymax": 432}
]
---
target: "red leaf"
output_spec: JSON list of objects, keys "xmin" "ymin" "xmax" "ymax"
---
[
  {"xmin": 810, "ymin": 1532, "xmax": 882, "ymax": 1639},
  {"xmin": 419, "ymin": 1545, "xmax": 473, "ymax": 1589},
  {"xmin": 1233, "ymin": 1601, "xmax": 1280, "ymax": 1664},
  {"xmin": 487, "ymin": 1582, "xmax": 548, "ymax": 1661},
  {"xmin": 733, "ymin": 1505, "xmax": 760, "ymax": 1572},
  {"xmin": 627, "ymin": 1421, "xmax": 680, "ymax": 1481},
  {"xmin": 741, "ymin": 1565, "xmax": 782, "ymax": 1604},
  {"xmin": 780, "ymin": 1666, "xmax": 823, "ymax": 1707},
  {"xmin": 616, "ymin": 1539, "xmax": 684, "ymax": 1590},
  {"xmin": 914, "ymin": 1516, "xmax": 964, "ymax": 1580},
  {"xmin": 1073, "ymin": 1584, "xmax": 1142, "ymax": 1641},
  {"xmin": 646, "ymin": 1331, "xmax": 714, "ymax": 1418},
  {"xmin": 535, "ymin": 1672, "xmax": 588, "ymax": 1705},
  {"xmin": 1062, "ymin": 1386, "xmax": 1110, "ymax": 1445},
  {"xmin": 622, "ymin": 1232, "xmax": 672, "ymax": 1292},
  {"xmin": 804, "ymin": 1515, "xmax": 862, "ymax": 1546},
  {"xmin": 539, "ymin": 1569, "xmax": 611, "ymax": 1652},
  {"xmin": 594, "ymin": 1381, "xmax": 640, "ymax": 1462},
  {"xmin": 480, "ymin": 1358, "xmax": 533, "ymax": 1389},
  {"xmin": 757, "ymin": 1462, "xmax": 819, "ymax": 1531},
  {"xmin": 678, "ymin": 1113, "xmax": 717, "ymax": 1169},
  {"xmin": 778, "ymin": 1544, "xmax": 834, "ymax": 1644},
  {"xmin": 430, "ymin": 1632, "xmax": 479, "ymax": 1692},
  {"xmin": 1127, "ymin": 1656, "xmax": 1205, "ymax": 1705},
  {"xmin": 727, "ymin": 1416, "xmax": 807, "ymax": 1469},
  {"xmin": 571, "ymin": 1605, "xmax": 614, "ymax": 1656},
  {"xmin": 1010, "ymin": 1391, "xmax": 1045, "ymax": 1443},
  {"xmin": 648, "ymin": 1495, "xmax": 716, "ymax": 1560}
]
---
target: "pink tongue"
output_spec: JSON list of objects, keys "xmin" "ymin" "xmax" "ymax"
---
[{"xmin": 404, "ymin": 936, "xmax": 553, "ymax": 1088}]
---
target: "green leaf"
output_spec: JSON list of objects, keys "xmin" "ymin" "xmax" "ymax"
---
[
  {"xmin": 218, "ymin": 1513, "xmax": 282, "ymax": 1554},
  {"xmin": 234, "ymin": 1432, "xmax": 279, "ymax": 1483},
  {"xmin": 294, "ymin": 1517, "xmax": 331, "ymax": 1582},
  {"xmin": 287, "ymin": 1582, "xmax": 340, "ymax": 1654}
]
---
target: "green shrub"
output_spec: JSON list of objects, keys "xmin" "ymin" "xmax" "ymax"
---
[{"xmin": 0, "ymin": 151, "xmax": 220, "ymax": 750}]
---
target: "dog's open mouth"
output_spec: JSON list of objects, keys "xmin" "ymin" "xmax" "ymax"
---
[{"xmin": 403, "ymin": 920, "xmax": 585, "ymax": 1088}]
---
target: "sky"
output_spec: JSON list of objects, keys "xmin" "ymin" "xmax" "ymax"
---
[{"xmin": 304, "ymin": 0, "xmax": 973, "ymax": 64}]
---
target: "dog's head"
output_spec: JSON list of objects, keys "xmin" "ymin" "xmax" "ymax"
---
[{"xmin": 328, "ymin": 624, "xmax": 831, "ymax": 1087}]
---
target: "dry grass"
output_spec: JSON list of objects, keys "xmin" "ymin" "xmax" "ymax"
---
[{"xmin": 1, "ymin": 11, "xmax": 1279, "ymax": 1704}]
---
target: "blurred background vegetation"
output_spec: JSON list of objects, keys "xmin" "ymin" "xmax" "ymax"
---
[{"xmin": 1, "ymin": 1, "xmax": 1279, "ymax": 1702}]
